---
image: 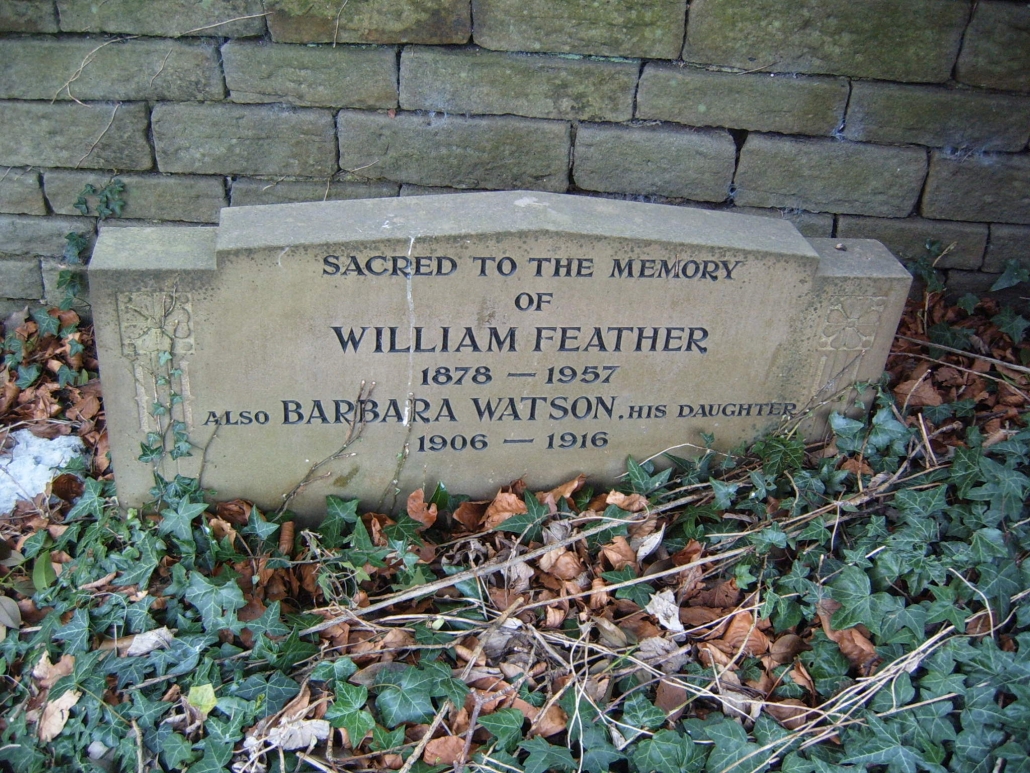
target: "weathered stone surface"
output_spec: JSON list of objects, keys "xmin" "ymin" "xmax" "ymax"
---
[
  {"xmin": 836, "ymin": 215, "xmax": 987, "ymax": 270},
  {"xmin": 230, "ymin": 177, "xmax": 399, "ymax": 206},
  {"xmin": 0, "ymin": 38, "xmax": 224, "ymax": 102},
  {"xmin": 400, "ymin": 184, "xmax": 474, "ymax": 196},
  {"xmin": 844, "ymin": 82, "xmax": 1030, "ymax": 151},
  {"xmin": 0, "ymin": 168, "xmax": 46, "ymax": 216},
  {"xmin": 683, "ymin": 0, "xmax": 968, "ymax": 83},
  {"xmin": 0, "ymin": 1, "xmax": 58, "ymax": 32},
  {"xmin": 734, "ymin": 135, "xmax": 928, "ymax": 217},
  {"xmin": 0, "ymin": 214, "xmax": 94, "ymax": 259},
  {"xmin": 400, "ymin": 46, "xmax": 637, "ymax": 122},
  {"xmin": 637, "ymin": 65, "xmax": 847, "ymax": 136},
  {"xmin": 983, "ymin": 224, "xmax": 1030, "ymax": 273},
  {"xmin": 0, "ymin": 257, "xmax": 43, "ymax": 299},
  {"xmin": 922, "ymin": 151, "xmax": 1030, "ymax": 225},
  {"xmin": 473, "ymin": 0, "xmax": 685, "ymax": 58},
  {"xmin": 153, "ymin": 103, "xmax": 336, "ymax": 177},
  {"xmin": 264, "ymin": 0, "xmax": 470, "ymax": 44},
  {"xmin": 956, "ymin": 1, "xmax": 1030, "ymax": 93},
  {"xmin": 574, "ymin": 124, "xmax": 735, "ymax": 202},
  {"xmin": 58, "ymin": 0, "xmax": 266, "ymax": 37},
  {"xmin": 89, "ymin": 192, "xmax": 910, "ymax": 515},
  {"xmin": 0, "ymin": 102, "xmax": 152, "ymax": 171},
  {"xmin": 222, "ymin": 42, "xmax": 397, "ymax": 109},
  {"xmin": 731, "ymin": 207, "xmax": 833, "ymax": 238},
  {"xmin": 45, "ymin": 171, "xmax": 227, "ymax": 224},
  {"xmin": 337, "ymin": 111, "xmax": 570, "ymax": 191}
]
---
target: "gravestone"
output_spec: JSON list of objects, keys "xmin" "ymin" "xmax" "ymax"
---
[{"xmin": 89, "ymin": 192, "xmax": 911, "ymax": 517}]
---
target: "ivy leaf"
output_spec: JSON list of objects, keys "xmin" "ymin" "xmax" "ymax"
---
[
  {"xmin": 632, "ymin": 729, "xmax": 699, "ymax": 773},
  {"xmin": 842, "ymin": 714, "xmax": 928, "ymax": 773},
  {"xmin": 186, "ymin": 571, "xmax": 245, "ymax": 633},
  {"xmin": 518, "ymin": 736, "xmax": 577, "ymax": 773},
  {"xmin": 990, "ymin": 259, "xmax": 1030, "ymax": 292},
  {"xmin": 375, "ymin": 665, "xmax": 436, "ymax": 727},
  {"xmin": 54, "ymin": 607, "xmax": 91, "ymax": 654},
  {"xmin": 311, "ymin": 656, "xmax": 357, "ymax": 684},
  {"xmin": 241, "ymin": 601, "xmax": 290, "ymax": 638},
  {"xmin": 479, "ymin": 708, "xmax": 525, "ymax": 753},
  {"xmin": 326, "ymin": 683, "xmax": 375, "ymax": 746},
  {"xmin": 67, "ymin": 478, "xmax": 107, "ymax": 520},
  {"xmin": 158, "ymin": 499, "xmax": 209, "ymax": 544},
  {"xmin": 621, "ymin": 691, "xmax": 666, "ymax": 732},
  {"xmin": 114, "ymin": 532, "xmax": 165, "ymax": 587},
  {"xmin": 601, "ymin": 565, "xmax": 653, "ymax": 608},
  {"xmin": 241, "ymin": 508, "xmax": 279, "ymax": 544},
  {"xmin": 704, "ymin": 716, "xmax": 771, "ymax": 773},
  {"xmin": 422, "ymin": 659, "xmax": 469, "ymax": 706},
  {"xmin": 710, "ymin": 479, "xmax": 740, "ymax": 510},
  {"xmin": 754, "ymin": 435, "xmax": 805, "ymax": 476},
  {"xmin": 966, "ymin": 457, "xmax": 1030, "ymax": 521},
  {"xmin": 322, "ymin": 496, "xmax": 359, "ymax": 549},
  {"xmin": 992, "ymin": 307, "xmax": 1030, "ymax": 343}
]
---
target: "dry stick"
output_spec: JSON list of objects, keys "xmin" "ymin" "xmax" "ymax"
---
[
  {"xmin": 301, "ymin": 514, "xmax": 653, "ymax": 635},
  {"xmin": 53, "ymin": 37, "xmax": 136, "ymax": 104},
  {"xmin": 893, "ymin": 350, "xmax": 1030, "ymax": 403},
  {"xmin": 76, "ymin": 102, "xmax": 121, "ymax": 168},
  {"xmin": 896, "ymin": 334, "xmax": 1030, "ymax": 375},
  {"xmin": 179, "ymin": 12, "xmax": 272, "ymax": 36}
]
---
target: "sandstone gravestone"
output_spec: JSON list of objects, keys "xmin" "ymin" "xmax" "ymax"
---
[{"xmin": 89, "ymin": 192, "xmax": 911, "ymax": 517}]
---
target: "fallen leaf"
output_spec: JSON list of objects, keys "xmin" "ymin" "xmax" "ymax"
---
[
  {"xmin": 406, "ymin": 489, "xmax": 438, "ymax": 529},
  {"xmin": 645, "ymin": 589, "xmax": 685, "ymax": 634},
  {"xmin": 766, "ymin": 699, "xmax": 816, "ymax": 730},
  {"xmin": 600, "ymin": 536, "xmax": 637, "ymax": 571},
  {"xmin": 817, "ymin": 601, "xmax": 878, "ymax": 673},
  {"xmin": 453, "ymin": 500, "xmax": 488, "ymax": 530},
  {"xmin": 265, "ymin": 718, "xmax": 331, "ymax": 751},
  {"xmin": 709, "ymin": 611, "xmax": 769, "ymax": 656},
  {"xmin": 38, "ymin": 690, "xmax": 81, "ymax": 742},
  {"xmin": 124, "ymin": 626, "xmax": 175, "ymax": 657},
  {"xmin": 530, "ymin": 703, "xmax": 567, "ymax": 737},
  {"xmin": 655, "ymin": 678, "xmax": 687, "ymax": 722},
  {"xmin": 768, "ymin": 633, "xmax": 804, "ymax": 666},
  {"xmin": 483, "ymin": 492, "xmax": 527, "ymax": 530},
  {"xmin": 606, "ymin": 490, "xmax": 648, "ymax": 512},
  {"xmin": 423, "ymin": 735, "xmax": 465, "ymax": 765},
  {"xmin": 539, "ymin": 474, "xmax": 586, "ymax": 504},
  {"xmin": 32, "ymin": 652, "xmax": 75, "ymax": 690}
]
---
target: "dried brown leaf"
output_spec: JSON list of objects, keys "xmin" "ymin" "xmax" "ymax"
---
[
  {"xmin": 406, "ymin": 488, "xmax": 438, "ymax": 529},
  {"xmin": 38, "ymin": 690, "xmax": 81, "ymax": 742},
  {"xmin": 424, "ymin": 735, "xmax": 465, "ymax": 765}
]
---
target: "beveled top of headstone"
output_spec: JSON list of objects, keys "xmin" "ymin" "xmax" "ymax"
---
[{"xmin": 90, "ymin": 192, "xmax": 910, "ymax": 518}]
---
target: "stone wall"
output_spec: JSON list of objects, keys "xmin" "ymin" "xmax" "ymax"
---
[{"xmin": 2, "ymin": 0, "xmax": 1029, "ymax": 315}]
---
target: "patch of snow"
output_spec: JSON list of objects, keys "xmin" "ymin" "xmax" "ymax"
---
[{"xmin": 0, "ymin": 429, "xmax": 85, "ymax": 514}]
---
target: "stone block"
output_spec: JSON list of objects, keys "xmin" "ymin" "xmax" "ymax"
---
[
  {"xmin": 230, "ymin": 177, "xmax": 400, "ymax": 206},
  {"xmin": 400, "ymin": 46, "xmax": 637, "ymax": 122},
  {"xmin": 222, "ymin": 41, "xmax": 397, "ymax": 109},
  {"xmin": 730, "ymin": 207, "xmax": 833, "ymax": 238},
  {"xmin": 0, "ymin": 101, "xmax": 152, "ymax": 171},
  {"xmin": 88, "ymin": 192, "xmax": 910, "ymax": 515},
  {"xmin": 472, "ymin": 0, "xmax": 685, "ymax": 58},
  {"xmin": 264, "ymin": 0, "xmax": 470, "ymax": 44},
  {"xmin": 683, "ymin": 0, "xmax": 968, "ymax": 83},
  {"xmin": 0, "ymin": 168, "xmax": 46, "ymax": 216},
  {"xmin": 844, "ymin": 82, "xmax": 1030, "ymax": 151},
  {"xmin": 636, "ymin": 65, "xmax": 847, "ymax": 136},
  {"xmin": 922, "ymin": 151, "xmax": 1030, "ymax": 225},
  {"xmin": 337, "ymin": 111, "xmax": 570, "ymax": 191},
  {"xmin": 573, "ymin": 124, "xmax": 735, "ymax": 202},
  {"xmin": 0, "ymin": 38, "xmax": 224, "ymax": 102},
  {"xmin": 45, "ymin": 171, "xmax": 227, "ymax": 224},
  {"xmin": 58, "ymin": 0, "xmax": 266, "ymax": 37},
  {"xmin": 836, "ymin": 215, "xmax": 986, "ymax": 270},
  {"xmin": 0, "ymin": 1, "xmax": 58, "ymax": 32},
  {"xmin": 956, "ymin": 1, "xmax": 1030, "ymax": 93},
  {"xmin": 983, "ymin": 224, "xmax": 1030, "ymax": 273},
  {"xmin": 0, "ymin": 215, "xmax": 95, "ymax": 260},
  {"xmin": 0, "ymin": 257, "xmax": 42, "ymax": 299},
  {"xmin": 153, "ymin": 103, "xmax": 336, "ymax": 177},
  {"xmin": 734, "ymin": 134, "xmax": 927, "ymax": 218}
]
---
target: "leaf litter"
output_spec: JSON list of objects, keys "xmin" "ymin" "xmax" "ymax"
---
[{"xmin": 0, "ymin": 277, "xmax": 1028, "ymax": 772}]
